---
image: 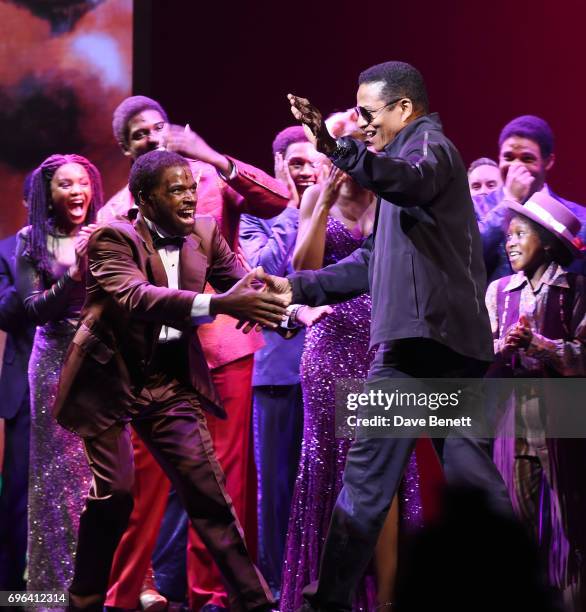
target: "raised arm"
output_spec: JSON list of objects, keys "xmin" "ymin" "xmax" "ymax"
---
[
  {"xmin": 165, "ymin": 124, "xmax": 289, "ymax": 218},
  {"xmin": 292, "ymin": 168, "xmax": 345, "ymax": 271},
  {"xmin": 329, "ymin": 135, "xmax": 454, "ymax": 207},
  {"xmin": 287, "ymin": 93, "xmax": 453, "ymax": 208}
]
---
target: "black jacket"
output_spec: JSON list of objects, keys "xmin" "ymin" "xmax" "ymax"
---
[
  {"xmin": 290, "ymin": 113, "xmax": 494, "ymax": 362},
  {"xmin": 0, "ymin": 234, "xmax": 35, "ymax": 418}
]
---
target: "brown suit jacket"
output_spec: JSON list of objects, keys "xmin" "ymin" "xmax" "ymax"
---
[
  {"xmin": 53, "ymin": 213, "xmax": 245, "ymax": 438},
  {"xmin": 98, "ymin": 157, "xmax": 289, "ymax": 369}
]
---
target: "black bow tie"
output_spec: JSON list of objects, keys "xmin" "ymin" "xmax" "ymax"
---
[{"xmin": 152, "ymin": 234, "xmax": 185, "ymax": 249}]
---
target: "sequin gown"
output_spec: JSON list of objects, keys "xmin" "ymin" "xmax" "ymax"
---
[
  {"xmin": 16, "ymin": 229, "xmax": 91, "ymax": 610},
  {"xmin": 281, "ymin": 217, "xmax": 424, "ymax": 612}
]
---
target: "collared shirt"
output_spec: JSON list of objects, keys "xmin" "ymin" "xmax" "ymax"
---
[
  {"xmin": 485, "ymin": 261, "xmax": 586, "ymax": 376},
  {"xmin": 143, "ymin": 217, "xmax": 213, "ymax": 342},
  {"xmin": 486, "ymin": 261, "xmax": 586, "ymax": 458}
]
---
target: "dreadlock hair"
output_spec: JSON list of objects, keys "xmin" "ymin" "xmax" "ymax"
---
[{"xmin": 27, "ymin": 154, "xmax": 104, "ymax": 276}]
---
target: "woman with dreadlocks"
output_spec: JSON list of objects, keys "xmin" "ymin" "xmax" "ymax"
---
[{"xmin": 15, "ymin": 154, "xmax": 103, "ymax": 601}]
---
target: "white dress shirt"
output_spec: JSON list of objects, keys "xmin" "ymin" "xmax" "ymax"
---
[{"xmin": 144, "ymin": 217, "xmax": 214, "ymax": 342}]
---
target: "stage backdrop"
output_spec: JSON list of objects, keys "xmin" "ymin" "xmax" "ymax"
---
[
  {"xmin": 0, "ymin": 0, "xmax": 132, "ymax": 238},
  {"xmin": 133, "ymin": 0, "xmax": 586, "ymax": 207}
]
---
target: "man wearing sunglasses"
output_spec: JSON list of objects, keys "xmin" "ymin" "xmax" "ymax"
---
[{"xmin": 256, "ymin": 60, "xmax": 513, "ymax": 610}]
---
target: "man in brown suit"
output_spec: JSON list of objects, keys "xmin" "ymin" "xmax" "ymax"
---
[{"xmin": 53, "ymin": 150, "xmax": 285, "ymax": 611}]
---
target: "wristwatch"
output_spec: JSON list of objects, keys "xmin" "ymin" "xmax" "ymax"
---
[
  {"xmin": 329, "ymin": 137, "xmax": 353, "ymax": 162},
  {"xmin": 281, "ymin": 304, "xmax": 304, "ymax": 330}
]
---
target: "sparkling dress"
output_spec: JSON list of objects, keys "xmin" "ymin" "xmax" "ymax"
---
[
  {"xmin": 17, "ymin": 229, "xmax": 91, "ymax": 610},
  {"xmin": 281, "ymin": 217, "xmax": 424, "ymax": 612}
]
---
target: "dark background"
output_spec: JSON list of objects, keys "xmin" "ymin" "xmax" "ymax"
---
[{"xmin": 134, "ymin": 0, "xmax": 586, "ymax": 204}]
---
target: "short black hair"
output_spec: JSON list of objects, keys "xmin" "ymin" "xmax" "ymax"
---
[
  {"xmin": 510, "ymin": 212, "xmax": 574, "ymax": 267},
  {"xmin": 272, "ymin": 126, "xmax": 308, "ymax": 156},
  {"xmin": 498, "ymin": 115, "xmax": 554, "ymax": 159},
  {"xmin": 112, "ymin": 95, "xmax": 169, "ymax": 146},
  {"xmin": 468, "ymin": 157, "xmax": 498, "ymax": 175},
  {"xmin": 129, "ymin": 150, "xmax": 189, "ymax": 202},
  {"xmin": 358, "ymin": 61, "xmax": 429, "ymax": 113}
]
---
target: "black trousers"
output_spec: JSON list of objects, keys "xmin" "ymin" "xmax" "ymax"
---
[
  {"xmin": 303, "ymin": 338, "xmax": 513, "ymax": 611},
  {"xmin": 0, "ymin": 397, "xmax": 30, "ymax": 591}
]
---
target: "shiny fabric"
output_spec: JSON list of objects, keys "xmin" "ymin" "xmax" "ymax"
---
[
  {"xmin": 27, "ymin": 322, "xmax": 92, "ymax": 608},
  {"xmin": 281, "ymin": 218, "xmax": 424, "ymax": 612},
  {"xmin": 106, "ymin": 357, "xmax": 258, "ymax": 609},
  {"xmin": 74, "ymin": 347, "xmax": 272, "ymax": 611}
]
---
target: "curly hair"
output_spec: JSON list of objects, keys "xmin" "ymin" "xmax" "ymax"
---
[
  {"xmin": 28, "ymin": 154, "xmax": 103, "ymax": 275},
  {"xmin": 129, "ymin": 150, "xmax": 188, "ymax": 202}
]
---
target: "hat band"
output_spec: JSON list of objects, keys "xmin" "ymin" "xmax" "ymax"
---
[{"xmin": 524, "ymin": 200, "xmax": 575, "ymax": 243}]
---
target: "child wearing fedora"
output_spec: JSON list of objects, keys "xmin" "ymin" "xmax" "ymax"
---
[{"xmin": 485, "ymin": 191, "xmax": 586, "ymax": 608}]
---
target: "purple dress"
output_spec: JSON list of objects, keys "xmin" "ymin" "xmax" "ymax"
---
[{"xmin": 281, "ymin": 217, "xmax": 424, "ymax": 612}]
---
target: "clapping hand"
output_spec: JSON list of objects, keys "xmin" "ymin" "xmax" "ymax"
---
[
  {"xmin": 501, "ymin": 315, "xmax": 533, "ymax": 357},
  {"xmin": 70, "ymin": 223, "xmax": 100, "ymax": 281},
  {"xmin": 318, "ymin": 166, "xmax": 347, "ymax": 211},
  {"xmin": 287, "ymin": 94, "xmax": 337, "ymax": 155}
]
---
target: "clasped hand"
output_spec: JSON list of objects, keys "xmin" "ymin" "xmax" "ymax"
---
[
  {"xmin": 501, "ymin": 315, "xmax": 533, "ymax": 358},
  {"xmin": 231, "ymin": 268, "xmax": 332, "ymax": 334},
  {"xmin": 210, "ymin": 267, "xmax": 291, "ymax": 333}
]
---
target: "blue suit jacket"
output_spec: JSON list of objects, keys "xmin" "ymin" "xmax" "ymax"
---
[
  {"xmin": 0, "ymin": 234, "xmax": 35, "ymax": 419},
  {"xmin": 239, "ymin": 208, "xmax": 305, "ymax": 386}
]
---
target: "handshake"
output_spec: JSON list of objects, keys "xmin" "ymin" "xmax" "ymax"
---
[{"xmin": 209, "ymin": 267, "xmax": 331, "ymax": 333}]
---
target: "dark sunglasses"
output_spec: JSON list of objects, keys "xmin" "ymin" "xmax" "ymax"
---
[{"xmin": 354, "ymin": 97, "xmax": 405, "ymax": 125}]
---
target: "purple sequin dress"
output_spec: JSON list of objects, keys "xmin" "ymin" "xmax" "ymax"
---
[
  {"xmin": 281, "ymin": 217, "xmax": 424, "ymax": 612},
  {"xmin": 21, "ymin": 231, "xmax": 91, "ymax": 610}
]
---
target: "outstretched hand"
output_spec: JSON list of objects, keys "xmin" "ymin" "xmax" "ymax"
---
[
  {"xmin": 235, "ymin": 267, "xmax": 294, "ymax": 333},
  {"xmin": 296, "ymin": 305, "xmax": 333, "ymax": 327},
  {"xmin": 211, "ymin": 267, "xmax": 288, "ymax": 330},
  {"xmin": 287, "ymin": 94, "xmax": 337, "ymax": 155}
]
